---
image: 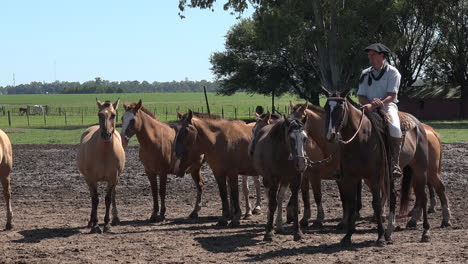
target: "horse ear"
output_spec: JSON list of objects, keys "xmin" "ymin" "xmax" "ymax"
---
[
  {"xmin": 321, "ymin": 86, "xmax": 332, "ymax": 97},
  {"xmin": 96, "ymin": 98, "xmax": 102, "ymax": 108},
  {"xmin": 263, "ymin": 112, "xmax": 271, "ymax": 123},
  {"xmin": 187, "ymin": 109, "xmax": 193, "ymax": 122},
  {"xmin": 177, "ymin": 110, "xmax": 183, "ymax": 120},
  {"xmin": 283, "ymin": 115, "xmax": 290, "ymax": 126},
  {"xmin": 298, "ymin": 102, "xmax": 308, "ymax": 114},
  {"xmin": 113, "ymin": 98, "xmax": 120, "ymax": 110},
  {"xmin": 341, "ymin": 88, "xmax": 351, "ymax": 98},
  {"xmin": 289, "ymin": 100, "xmax": 295, "ymax": 111},
  {"xmin": 135, "ymin": 99, "xmax": 142, "ymax": 110},
  {"xmin": 302, "ymin": 113, "xmax": 308, "ymax": 125}
]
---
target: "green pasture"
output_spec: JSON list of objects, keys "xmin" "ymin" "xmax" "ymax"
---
[{"xmin": 0, "ymin": 93, "xmax": 466, "ymax": 144}]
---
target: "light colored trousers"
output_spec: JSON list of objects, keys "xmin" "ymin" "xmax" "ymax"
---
[{"xmin": 384, "ymin": 103, "xmax": 402, "ymax": 138}]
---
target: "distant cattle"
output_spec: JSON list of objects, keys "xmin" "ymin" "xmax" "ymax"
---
[{"xmin": 19, "ymin": 107, "xmax": 28, "ymax": 116}]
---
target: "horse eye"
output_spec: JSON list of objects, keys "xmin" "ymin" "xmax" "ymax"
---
[{"xmin": 111, "ymin": 114, "xmax": 116, "ymax": 119}]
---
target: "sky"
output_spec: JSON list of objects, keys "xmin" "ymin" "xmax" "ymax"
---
[{"xmin": 0, "ymin": 1, "xmax": 253, "ymax": 86}]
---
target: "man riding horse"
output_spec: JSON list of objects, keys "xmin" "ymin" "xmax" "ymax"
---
[{"xmin": 357, "ymin": 43, "xmax": 402, "ymax": 178}]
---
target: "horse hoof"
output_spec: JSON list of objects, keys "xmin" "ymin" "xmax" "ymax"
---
[
  {"xmin": 217, "ymin": 218, "xmax": 228, "ymax": 227},
  {"xmin": 375, "ymin": 239, "xmax": 385, "ymax": 247},
  {"xmin": 406, "ymin": 219, "xmax": 417, "ymax": 229},
  {"xmin": 111, "ymin": 217, "xmax": 120, "ymax": 226},
  {"xmin": 300, "ymin": 219, "xmax": 309, "ymax": 228},
  {"xmin": 229, "ymin": 220, "xmax": 240, "ymax": 227},
  {"xmin": 293, "ymin": 233, "xmax": 302, "ymax": 241},
  {"xmin": 243, "ymin": 214, "xmax": 253, "ymax": 220},
  {"xmin": 87, "ymin": 220, "xmax": 93, "ymax": 228},
  {"xmin": 189, "ymin": 212, "xmax": 199, "ymax": 219},
  {"xmin": 421, "ymin": 234, "xmax": 430, "ymax": 243},
  {"xmin": 311, "ymin": 221, "xmax": 323, "ymax": 229},
  {"xmin": 103, "ymin": 224, "xmax": 112, "ymax": 233},
  {"xmin": 340, "ymin": 237, "xmax": 352, "ymax": 247},
  {"xmin": 275, "ymin": 227, "xmax": 286, "ymax": 235},
  {"xmin": 336, "ymin": 222, "xmax": 345, "ymax": 230},
  {"xmin": 252, "ymin": 208, "xmax": 261, "ymax": 215},
  {"xmin": 4, "ymin": 223, "xmax": 13, "ymax": 230},
  {"xmin": 90, "ymin": 226, "xmax": 102, "ymax": 234},
  {"xmin": 149, "ymin": 215, "xmax": 159, "ymax": 223},
  {"xmin": 441, "ymin": 221, "xmax": 452, "ymax": 228},
  {"xmin": 384, "ymin": 232, "xmax": 392, "ymax": 242},
  {"xmin": 428, "ymin": 207, "xmax": 436, "ymax": 214},
  {"xmin": 263, "ymin": 232, "xmax": 274, "ymax": 242},
  {"xmin": 286, "ymin": 217, "xmax": 293, "ymax": 224}
]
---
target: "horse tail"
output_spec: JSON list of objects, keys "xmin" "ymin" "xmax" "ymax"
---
[
  {"xmin": 432, "ymin": 127, "xmax": 443, "ymax": 176},
  {"xmin": 399, "ymin": 166, "xmax": 413, "ymax": 217}
]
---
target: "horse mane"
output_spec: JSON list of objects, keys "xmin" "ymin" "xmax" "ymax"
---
[
  {"xmin": 126, "ymin": 102, "xmax": 157, "ymax": 119},
  {"xmin": 258, "ymin": 113, "xmax": 282, "ymax": 120},
  {"xmin": 184, "ymin": 111, "xmax": 222, "ymax": 120},
  {"xmin": 346, "ymin": 96, "xmax": 362, "ymax": 109},
  {"xmin": 293, "ymin": 103, "xmax": 325, "ymax": 114}
]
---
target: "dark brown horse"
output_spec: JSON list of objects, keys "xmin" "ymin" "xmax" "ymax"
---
[
  {"xmin": 121, "ymin": 100, "xmax": 204, "ymax": 221},
  {"xmin": 251, "ymin": 116, "xmax": 308, "ymax": 241},
  {"xmin": 173, "ymin": 110, "xmax": 258, "ymax": 226},
  {"xmin": 324, "ymin": 89, "xmax": 430, "ymax": 246}
]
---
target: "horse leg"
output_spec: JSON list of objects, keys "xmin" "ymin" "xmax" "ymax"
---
[
  {"xmin": 432, "ymin": 178, "xmax": 452, "ymax": 227},
  {"xmin": 158, "ymin": 173, "xmax": 167, "ymax": 221},
  {"xmin": 264, "ymin": 181, "xmax": 279, "ymax": 241},
  {"xmin": 356, "ymin": 180, "xmax": 362, "ymax": 220},
  {"xmin": 111, "ymin": 181, "xmax": 120, "ymax": 225},
  {"xmin": 412, "ymin": 168, "xmax": 431, "ymax": 242},
  {"xmin": 103, "ymin": 182, "xmax": 116, "ymax": 233},
  {"xmin": 275, "ymin": 184, "xmax": 288, "ymax": 234},
  {"xmin": 189, "ymin": 168, "xmax": 204, "ymax": 218},
  {"xmin": 370, "ymin": 178, "xmax": 386, "ymax": 246},
  {"xmin": 252, "ymin": 176, "xmax": 262, "ymax": 215},
  {"xmin": 147, "ymin": 173, "xmax": 160, "ymax": 222},
  {"xmin": 299, "ymin": 173, "xmax": 311, "ymax": 228},
  {"xmin": 385, "ymin": 178, "xmax": 397, "ymax": 243},
  {"xmin": 310, "ymin": 175, "xmax": 324, "ymax": 228},
  {"xmin": 427, "ymin": 183, "xmax": 436, "ymax": 214},
  {"xmin": 1, "ymin": 176, "xmax": 13, "ymax": 230},
  {"xmin": 290, "ymin": 173, "xmax": 303, "ymax": 241},
  {"xmin": 340, "ymin": 178, "xmax": 358, "ymax": 246},
  {"xmin": 227, "ymin": 173, "xmax": 241, "ymax": 227},
  {"xmin": 88, "ymin": 183, "xmax": 101, "ymax": 233},
  {"xmin": 242, "ymin": 175, "xmax": 253, "ymax": 219},
  {"xmin": 336, "ymin": 180, "xmax": 347, "ymax": 230},
  {"xmin": 215, "ymin": 173, "xmax": 230, "ymax": 226}
]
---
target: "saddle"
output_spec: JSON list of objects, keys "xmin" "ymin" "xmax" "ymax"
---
[{"xmin": 367, "ymin": 110, "xmax": 416, "ymax": 135}]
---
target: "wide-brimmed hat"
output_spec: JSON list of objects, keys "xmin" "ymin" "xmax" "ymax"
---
[{"xmin": 364, "ymin": 43, "xmax": 391, "ymax": 54}]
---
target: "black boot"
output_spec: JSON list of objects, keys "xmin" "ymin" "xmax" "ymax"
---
[{"xmin": 389, "ymin": 136, "xmax": 403, "ymax": 178}]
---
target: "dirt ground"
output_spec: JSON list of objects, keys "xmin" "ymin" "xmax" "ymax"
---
[{"xmin": 0, "ymin": 143, "xmax": 467, "ymax": 264}]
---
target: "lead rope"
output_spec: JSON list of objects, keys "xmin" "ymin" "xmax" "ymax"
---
[{"xmin": 338, "ymin": 108, "xmax": 365, "ymax": 145}]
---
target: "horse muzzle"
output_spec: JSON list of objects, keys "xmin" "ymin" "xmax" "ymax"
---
[{"xmin": 101, "ymin": 131, "xmax": 113, "ymax": 142}]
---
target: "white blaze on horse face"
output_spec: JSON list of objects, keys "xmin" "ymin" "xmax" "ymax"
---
[
  {"xmin": 327, "ymin": 101, "xmax": 337, "ymax": 140},
  {"xmin": 121, "ymin": 112, "xmax": 135, "ymax": 136},
  {"xmin": 290, "ymin": 129, "xmax": 307, "ymax": 158}
]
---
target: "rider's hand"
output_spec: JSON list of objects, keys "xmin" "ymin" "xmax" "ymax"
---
[
  {"xmin": 362, "ymin": 104, "xmax": 374, "ymax": 114},
  {"xmin": 371, "ymin": 98, "xmax": 384, "ymax": 108}
]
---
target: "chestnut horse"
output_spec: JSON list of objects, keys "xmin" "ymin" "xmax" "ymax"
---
[
  {"xmin": 77, "ymin": 98, "xmax": 125, "ymax": 233},
  {"xmin": 251, "ymin": 117, "xmax": 308, "ymax": 241},
  {"xmin": 121, "ymin": 100, "xmax": 205, "ymax": 221},
  {"xmin": 0, "ymin": 129, "xmax": 13, "ymax": 230},
  {"xmin": 324, "ymin": 90, "xmax": 430, "ymax": 246},
  {"xmin": 177, "ymin": 111, "xmax": 262, "ymax": 219},
  {"xmin": 174, "ymin": 110, "xmax": 258, "ymax": 226}
]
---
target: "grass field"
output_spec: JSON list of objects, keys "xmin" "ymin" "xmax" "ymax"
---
[{"xmin": 0, "ymin": 93, "xmax": 466, "ymax": 144}]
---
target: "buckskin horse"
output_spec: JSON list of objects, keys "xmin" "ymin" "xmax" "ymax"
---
[
  {"xmin": 173, "ymin": 110, "xmax": 259, "ymax": 227},
  {"xmin": 251, "ymin": 116, "xmax": 308, "ymax": 241},
  {"xmin": 77, "ymin": 98, "xmax": 125, "ymax": 233},
  {"xmin": 323, "ymin": 89, "xmax": 430, "ymax": 246},
  {"xmin": 0, "ymin": 129, "xmax": 13, "ymax": 230}
]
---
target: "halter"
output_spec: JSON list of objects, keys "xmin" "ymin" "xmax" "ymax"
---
[{"xmin": 326, "ymin": 97, "xmax": 365, "ymax": 145}]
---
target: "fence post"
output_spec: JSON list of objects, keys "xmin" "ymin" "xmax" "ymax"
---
[
  {"xmin": 7, "ymin": 111, "xmax": 11, "ymax": 127},
  {"xmin": 43, "ymin": 111, "xmax": 47, "ymax": 126},
  {"xmin": 59, "ymin": 107, "xmax": 62, "ymax": 116},
  {"xmin": 165, "ymin": 107, "xmax": 168, "ymax": 122},
  {"xmin": 26, "ymin": 111, "xmax": 30, "ymax": 127},
  {"xmin": 222, "ymin": 106, "xmax": 224, "ymax": 119},
  {"xmin": 81, "ymin": 111, "xmax": 84, "ymax": 125},
  {"xmin": 234, "ymin": 107, "xmax": 237, "ymax": 119},
  {"xmin": 248, "ymin": 107, "xmax": 251, "ymax": 119},
  {"xmin": 116, "ymin": 110, "xmax": 118, "ymax": 125},
  {"xmin": 65, "ymin": 111, "xmax": 68, "ymax": 126}
]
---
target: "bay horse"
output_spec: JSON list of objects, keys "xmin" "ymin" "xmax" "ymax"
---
[
  {"xmin": 0, "ymin": 129, "xmax": 13, "ymax": 230},
  {"xmin": 173, "ymin": 110, "xmax": 259, "ymax": 227},
  {"xmin": 120, "ymin": 100, "xmax": 205, "ymax": 221},
  {"xmin": 251, "ymin": 116, "xmax": 308, "ymax": 241},
  {"xmin": 324, "ymin": 89, "xmax": 430, "ymax": 246},
  {"xmin": 77, "ymin": 98, "xmax": 125, "ymax": 233},
  {"xmin": 177, "ymin": 111, "xmax": 262, "ymax": 219}
]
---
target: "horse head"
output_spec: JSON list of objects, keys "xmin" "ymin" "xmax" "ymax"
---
[
  {"xmin": 323, "ymin": 88, "xmax": 353, "ymax": 143},
  {"xmin": 284, "ymin": 117, "xmax": 308, "ymax": 173},
  {"xmin": 248, "ymin": 112, "xmax": 282, "ymax": 157},
  {"xmin": 173, "ymin": 109, "xmax": 200, "ymax": 177},
  {"xmin": 96, "ymin": 98, "xmax": 119, "ymax": 143},
  {"xmin": 120, "ymin": 99, "xmax": 144, "ymax": 147}
]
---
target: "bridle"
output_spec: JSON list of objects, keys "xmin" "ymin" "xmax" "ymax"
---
[{"xmin": 326, "ymin": 97, "xmax": 365, "ymax": 145}]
